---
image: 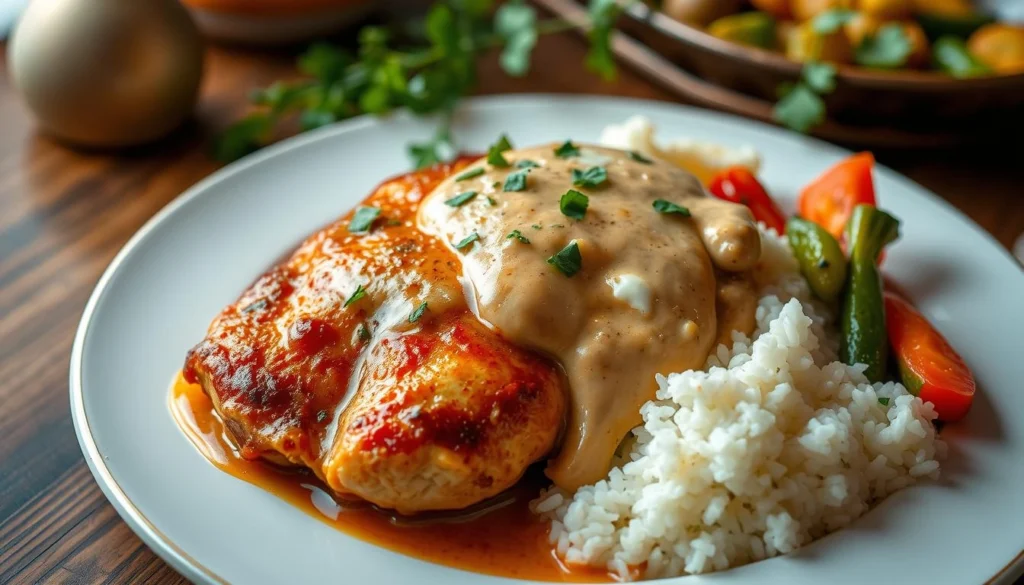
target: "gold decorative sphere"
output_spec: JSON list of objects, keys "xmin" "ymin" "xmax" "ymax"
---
[{"xmin": 8, "ymin": 0, "xmax": 205, "ymax": 148}]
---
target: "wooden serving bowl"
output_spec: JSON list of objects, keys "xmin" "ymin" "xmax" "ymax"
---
[{"xmin": 536, "ymin": 0, "xmax": 1024, "ymax": 147}]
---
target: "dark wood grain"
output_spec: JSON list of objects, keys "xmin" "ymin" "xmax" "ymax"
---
[{"xmin": 1, "ymin": 28, "xmax": 1022, "ymax": 585}]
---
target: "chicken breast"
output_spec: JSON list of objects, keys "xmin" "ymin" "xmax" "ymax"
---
[{"xmin": 183, "ymin": 159, "xmax": 566, "ymax": 513}]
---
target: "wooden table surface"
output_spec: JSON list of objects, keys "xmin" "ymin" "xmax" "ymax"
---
[{"xmin": 1, "ymin": 30, "xmax": 1022, "ymax": 585}]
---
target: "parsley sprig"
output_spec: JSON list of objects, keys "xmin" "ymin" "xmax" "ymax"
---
[{"xmin": 215, "ymin": 1, "xmax": 627, "ymax": 166}]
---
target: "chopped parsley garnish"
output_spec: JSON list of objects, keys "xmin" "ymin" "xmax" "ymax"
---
[
  {"xmin": 487, "ymin": 196, "xmax": 498, "ymax": 206},
  {"xmin": 554, "ymin": 140, "xmax": 580, "ymax": 158},
  {"xmin": 560, "ymin": 189, "xmax": 589, "ymax": 220},
  {"xmin": 531, "ymin": 223, "xmax": 542, "ymax": 230},
  {"xmin": 503, "ymin": 169, "xmax": 530, "ymax": 192},
  {"xmin": 653, "ymin": 199, "xmax": 691, "ymax": 217},
  {"xmin": 571, "ymin": 166, "xmax": 608, "ymax": 188},
  {"xmin": 348, "ymin": 206, "xmax": 381, "ymax": 233},
  {"xmin": 454, "ymin": 231, "xmax": 480, "ymax": 251},
  {"xmin": 506, "ymin": 230, "xmax": 530, "ymax": 243},
  {"xmin": 811, "ymin": 8, "xmax": 856, "ymax": 34},
  {"xmin": 878, "ymin": 397, "xmax": 890, "ymax": 406},
  {"xmin": 628, "ymin": 150, "xmax": 653, "ymax": 164},
  {"xmin": 516, "ymin": 159, "xmax": 540, "ymax": 169},
  {"xmin": 855, "ymin": 23, "xmax": 911, "ymax": 69},
  {"xmin": 547, "ymin": 241, "xmax": 582, "ymax": 277},
  {"xmin": 316, "ymin": 409, "xmax": 328, "ymax": 423},
  {"xmin": 445, "ymin": 190, "xmax": 478, "ymax": 207},
  {"xmin": 455, "ymin": 167, "xmax": 485, "ymax": 181},
  {"xmin": 344, "ymin": 284, "xmax": 367, "ymax": 308},
  {"xmin": 409, "ymin": 302, "xmax": 428, "ymax": 323},
  {"xmin": 487, "ymin": 134, "xmax": 514, "ymax": 167},
  {"xmin": 241, "ymin": 299, "xmax": 267, "ymax": 314},
  {"xmin": 357, "ymin": 323, "xmax": 371, "ymax": 342}
]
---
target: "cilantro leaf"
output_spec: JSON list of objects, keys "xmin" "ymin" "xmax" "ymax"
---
[
  {"xmin": 773, "ymin": 84, "xmax": 826, "ymax": 133},
  {"xmin": 344, "ymin": 284, "xmax": 367, "ymax": 308},
  {"xmin": 445, "ymin": 190, "xmax": 478, "ymax": 207},
  {"xmin": 409, "ymin": 302, "xmax": 429, "ymax": 323},
  {"xmin": 348, "ymin": 206, "xmax": 381, "ymax": 233},
  {"xmin": 560, "ymin": 189, "xmax": 589, "ymax": 219},
  {"xmin": 628, "ymin": 150, "xmax": 653, "ymax": 164},
  {"xmin": 547, "ymin": 241, "xmax": 582, "ymax": 277},
  {"xmin": 503, "ymin": 169, "xmax": 530, "ymax": 191},
  {"xmin": 812, "ymin": 8, "xmax": 856, "ymax": 34},
  {"xmin": 516, "ymin": 159, "xmax": 540, "ymax": 168},
  {"xmin": 506, "ymin": 229, "xmax": 531, "ymax": 243},
  {"xmin": 571, "ymin": 166, "xmax": 608, "ymax": 188},
  {"xmin": 933, "ymin": 36, "xmax": 992, "ymax": 78},
  {"xmin": 855, "ymin": 23, "xmax": 912, "ymax": 69},
  {"xmin": 454, "ymin": 231, "xmax": 480, "ymax": 251},
  {"xmin": 554, "ymin": 140, "xmax": 580, "ymax": 158},
  {"xmin": 803, "ymin": 62, "xmax": 837, "ymax": 94},
  {"xmin": 487, "ymin": 134, "xmax": 515, "ymax": 167},
  {"xmin": 455, "ymin": 167, "xmax": 486, "ymax": 181},
  {"xmin": 653, "ymin": 199, "xmax": 691, "ymax": 217}
]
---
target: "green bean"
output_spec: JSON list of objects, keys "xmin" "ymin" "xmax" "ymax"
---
[
  {"xmin": 787, "ymin": 216, "xmax": 848, "ymax": 302},
  {"xmin": 841, "ymin": 204, "xmax": 900, "ymax": 382}
]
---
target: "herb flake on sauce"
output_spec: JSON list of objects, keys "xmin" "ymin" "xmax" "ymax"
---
[
  {"xmin": 487, "ymin": 134, "xmax": 514, "ymax": 168},
  {"xmin": 348, "ymin": 206, "xmax": 381, "ymax": 233},
  {"xmin": 516, "ymin": 159, "xmax": 540, "ymax": 169},
  {"xmin": 554, "ymin": 140, "xmax": 580, "ymax": 158},
  {"xmin": 571, "ymin": 166, "xmax": 608, "ymax": 188},
  {"xmin": 547, "ymin": 241, "xmax": 582, "ymax": 277},
  {"xmin": 409, "ymin": 302, "xmax": 428, "ymax": 323},
  {"xmin": 503, "ymin": 169, "xmax": 530, "ymax": 192},
  {"xmin": 628, "ymin": 150, "xmax": 653, "ymax": 164},
  {"xmin": 455, "ymin": 167, "xmax": 485, "ymax": 181},
  {"xmin": 454, "ymin": 231, "xmax": 480, "ymax": 251},
  {"xmin": 344, "ymin": 284, "xmax": 367, "ymax": 308},
  {"xmin": 445, "ymin": 190, "xmax": 478, "ymax": 207},
  {"xmin": 560, "ymin": 189, "xmax": 589, "ymax": 220},
  {"xmin": 506, "ymin": 230, "xmax": 530, "ymax": 244},
  {"xmin": 653, "ymin": 199, "xmax": 691, "ymax": 217}
]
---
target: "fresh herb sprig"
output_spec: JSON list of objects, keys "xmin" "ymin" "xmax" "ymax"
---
[
  {"xmin": 215, "ymin": 0, "xmax": 627, "ymax": 166},
  {"xmin": 773, "ymin": 62, "xmax": 837, "ymax": 134}
]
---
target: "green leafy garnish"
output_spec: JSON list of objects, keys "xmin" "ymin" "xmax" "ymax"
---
[
  {"xmin": 454, "ymin": 231, "xmax": 480, "ymax": 251},
  {"xmin": 409, "ymin": 302, "xmax": 428, "ymax": 323},
  {"xmin": 503, "ymin": 169, "xmax": 530, "ymax": 191},
  {"xmin": 487, "ymin": 196, "xmax": 498, "ymax": 206},
  {"xmin": 855, "ymin": 23, "xmax": 912, "ymax": 68},
  {"xmin": 455, "ymin": 167, "xmax": 486, "ymax": 181},
  {"xmin": 506, "ymin": 229, "xmax": 531, "ymax": 243},
  {"xmin": 554, "ymin": 140, "xmax": 581, "ymax": 158},
  {"xmin": 487, "ymin": 134, "xmax": 514, "ymax": 167},
  {"xmin": 357, "ymin": 323, "xmax": 371, "ymax": 341},
  {"xmin": 774, "ymin": 84, "xmax": 827, "ymax": 134},
  {"xmin": 812, "ymin": 8, "xmax": 856, "ymax": 34},
  {"xmin": 803, "ymin": 62, "xmax": 837, "ymax": 93},
  {"xmin": 516, "ymin": 159, "xmax": 540, "ymax": 169},
  {"xmin": 560, "ymin": 189, "xmax": 589, "ymax": 220},
  {"xmin": 628, "ymin": 150, "xmax": 652, "ymax": 164},
  {"xmin": 214, "ymin": 3, "xmax": 624, "ymax": 166},
  {"xmin": 445, "ymin": 190, "xmax": 478, "ymax": 207},
  {"xmin": 344, "ymin": 284, "xmax": 367, "ymax": 308},
  {"xmin": 571, "ymin": 166, "xmax": 608, "ymax": 188},
  {"xmin": 653, "ymin": 199, "xmax": 691, "ymax": 217},
  {"xmin": 495, "ymin": 1, "xmax": 539, "ymax": 77},
  {"xmin": 933, "ymin": 36, "xmax": 991, "ymax": 78},
  {"xmin": 547, "ymin": 241, "xmax": 582, "ymax": 277},
  {"xmin": 349, "ymin": 206, "xmax": 381, "ymax": 233},
  {"xmin": 878, "ymin": 396, "xmax": 890, "ymax": 406},
  {"xmin": 531, "ymin": 223, "xmax": 543, "ymax": 230}
]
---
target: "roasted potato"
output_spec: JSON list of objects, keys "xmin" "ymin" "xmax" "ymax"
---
[
  {"xmin": 968, "ymin": 23, "xmax": 1024, "ymax": 74},
  {"xmin": 901, "ymin": 21, "xmax": 932, "ymax": 67},
  {"xmin": 857, "ymin": 0, "xmax": 912, "ymax": 20},
  {"xmin": 844, "ymin": 12, "xmax": 883, "ymax": 47}
]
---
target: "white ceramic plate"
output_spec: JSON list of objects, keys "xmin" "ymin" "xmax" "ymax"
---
[{"xmin": 71, "ymin": 95, "xmax": 1024, "ymax": 585}]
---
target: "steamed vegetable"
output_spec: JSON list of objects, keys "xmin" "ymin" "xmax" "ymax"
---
[
  {"xmin": 707, "ymin": 166, "xmax": 787, "ymax": 234},
  {"xmin": 798, "ymin": 152, "xmax": 877, "ymax": 240},
  {"xmin": 841, "ymin": 204, "xmax": 899, "ymax": 381},
  {"xmin": 884, "ymin": 291, "xmax": 976, "ymax": 421},
  {"xmin": 787, "ymin": 216, "xmax": 848, "ymax": 301}
]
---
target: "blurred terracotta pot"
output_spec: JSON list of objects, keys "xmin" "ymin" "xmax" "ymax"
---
[{"xmin": 183, "ymin": 0, "xmax": 374, "ymax": 45}]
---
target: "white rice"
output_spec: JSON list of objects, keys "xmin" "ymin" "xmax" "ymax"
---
[{"xmin": 533, "ymin": 229, "xmax": 943, "ymax": 581}]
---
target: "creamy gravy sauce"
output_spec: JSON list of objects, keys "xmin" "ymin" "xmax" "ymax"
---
[{"xmin": 419, "ymin": 144, "xmax": 762, "ymax": 490}]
